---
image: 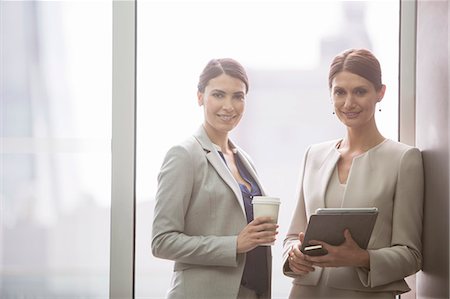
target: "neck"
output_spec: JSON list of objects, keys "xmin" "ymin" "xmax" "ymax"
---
[
  {"xmin": 203, "ymin": 124, "xmax": 231, "ymax": 153},
  {"xmin": 341, "ymin": 124, "xmax": 385, "ymax": 152}
]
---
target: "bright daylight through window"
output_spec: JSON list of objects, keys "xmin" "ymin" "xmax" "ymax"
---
[{"xmin": 136, "ymin": 1, "xmax": 399, "ymax": 298}]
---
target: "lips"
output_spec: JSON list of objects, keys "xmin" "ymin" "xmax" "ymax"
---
[
  {"xmin": 342, "ymin": 111, "xmax": 360, "ymax": 118},
  {"xmin": 217, "ymin": 114, "xmax": 236, "ymax": 121}
]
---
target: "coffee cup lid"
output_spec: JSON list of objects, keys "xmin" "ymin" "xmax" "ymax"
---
[{"xmin": 252, "ymin": 197, "xmax": 280, "ymax": 205}]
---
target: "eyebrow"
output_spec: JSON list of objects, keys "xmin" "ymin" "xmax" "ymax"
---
[
  {"xmin": 332, "ymin": 86, "xmax": 345, "ymax": 91},
  {"xmin": 210, "ymin": 89, "xmax": 245, "ymax": 95},
  {"xmin": 333, "ymin": 84, "xmax": 369, "ymax": 90}
]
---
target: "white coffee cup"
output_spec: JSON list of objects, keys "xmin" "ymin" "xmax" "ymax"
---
[{"xmin": 252, "ymin": 196, "xmax": 281, "ymax": 246}]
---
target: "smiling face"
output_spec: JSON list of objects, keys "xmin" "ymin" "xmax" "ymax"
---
[
  {"xmin": 331, "ymin": 71, "xmax": 385, "ymax": 129},
  {"xmin": 198, "ymin": 73, "xmax": 246, "ymax": 139}
]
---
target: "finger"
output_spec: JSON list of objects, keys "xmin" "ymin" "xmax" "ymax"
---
[
  {"xmin": 253, "ymin": 216, "xmax": 274, "ymax": 224},
  {"xmin": 291, "ymin": 244, "xmax": 304, "ymax": 257},
  {"xmin": 246, "ymin": 222, "xmax": 276, "ymax": 234},
  {"xmin": 255, "ymin": 221, "xmax": 278, "ymax": 229},
  {"xmin": 289, "ymin": 258, "xmax": 315, "ymax": 272},
  {"xmin": 289, "ymin": 261, "xmax": 309, "ymax": 274},
  {"xmin": 256, "ymin": 230, "xmax": 277, "ymax": 238},
  {"xmin": 308, "ymin": 239, "xmax": 324, "ymax": 245},
  {"xmin": 257, "ymin": 223, "xmax": 278, "ymax": 232},
  {"xmin": 254, "ymin": 228, "xmax": 277, "ymax": 237},
  {"xmin": 257, "ymin": 238, "xmax": 276, "ymax": 245},
  {"xmin": 289, "ymin": 251, "xmax": 314, "ymax": 267},
  {"xmin": 298, "ymin": 232, "xmax": 305, "ymax": 243},
  {"xmin": 289, "ymin": 263, "xmax": 312, "ymax": 275},
  {"xmin": 343, "ymin": 229, "xmax": 356, "ymax": 244},
  {"xmin": 249, "ymin": 224, "xmax": 278, "ymax": 236},
  {"xmin": 295, "ymin": 259, "xmax": 315, "ymax": 269},
  {"xmin": 254, "ymin": 227, "xmax": 278, "ymax": 236}
]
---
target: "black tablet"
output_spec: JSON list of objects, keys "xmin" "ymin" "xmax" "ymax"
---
[{"xmin": 301, "ymin": 207, "xmax": 378, "ymax": 256}]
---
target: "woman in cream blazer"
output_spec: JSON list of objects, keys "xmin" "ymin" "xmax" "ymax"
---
[
  {"xmin": 152, "ymin": 58, "xmax": 276, "ymax": 299},
  {"xmin": 283, "ymin": 49, "xmax": 424, "ymax": 298}
]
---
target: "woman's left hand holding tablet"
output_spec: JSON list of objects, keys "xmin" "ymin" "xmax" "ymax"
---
[{"xmin": 303, "ymin": 229, "xmax": 370, "ymax": 269}]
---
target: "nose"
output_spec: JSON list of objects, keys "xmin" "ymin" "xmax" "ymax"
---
[
  {"xmin": 222, "ymin": 97, "xmax": 234, "ymax": 111},
  {"xmin": 343, "ymin": 94, "xmax": 356, "ymax": 109}
]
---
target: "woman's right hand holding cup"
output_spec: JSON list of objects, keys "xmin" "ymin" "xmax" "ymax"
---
[{"xmin": 236, "ymin": 217, "xmax": 278, "ymax": 253}]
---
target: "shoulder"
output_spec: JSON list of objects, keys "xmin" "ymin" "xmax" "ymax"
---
[
  {"xmin": 382, "ymin": 139, "xmax": 416, "ymax": 151},
  {"xmin": 307, "ymin": 139, "xmax": 340, "ymax": 156},
  {"xmin": 379, "ymin": 139, "xmax": 422, "ymax": 159},
  {"xmin": 298, "ymin": 139, "xmax": 340, "ymax": 170},
  {"xmin": 309, "ymin": 139, "xmax": 340, "ymax": 150},
  {"xmin": 164, "ymin": 135, "xmax": 204, "ymax": 163},
  {"xmin": 371, "ymin": 140, "xmax": 423, "ymax": 172}
]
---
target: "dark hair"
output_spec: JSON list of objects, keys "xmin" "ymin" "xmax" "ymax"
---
[
  {"xmin": 328, "ymin": 48, "xmax": 383, "ymax": 91},
  {"xmin": 197, "ymin": 58, "xmax": 249, "ymax": 93}
]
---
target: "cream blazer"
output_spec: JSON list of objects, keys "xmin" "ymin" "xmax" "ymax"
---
[
  {"xmin": 283, "ymin": 139, "xmax": 424, "ymax": 294},
  {"xmin": 152, "ymin": 126, "xmax": 272, "ymax": 299}
]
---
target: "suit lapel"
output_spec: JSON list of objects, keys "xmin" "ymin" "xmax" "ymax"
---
[
  {"xmin": 314, "ymin": 146, "xmax": 341, "ymax": 210},
  {"xmin": 193, "ymin": 127, "xmax": 246, "ymax": 215},
  {"xmin": 233, "ymin": 147, "xmax": 266, "ymax": 196}
]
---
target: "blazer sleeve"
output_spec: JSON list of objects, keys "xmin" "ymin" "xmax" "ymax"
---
[
  {"xmin": 151, "ymin": 145, "xmax": 238, "ymax": 267},
  {"xmin": 282, "ymin": 146, "xmax": 322, "ymax": 284},
  {"xmin": 357, "ymin": 147, "xmax": 424, "ymax": 287}
]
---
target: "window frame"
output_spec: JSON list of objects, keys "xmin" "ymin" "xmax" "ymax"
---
[
  {"xmin": 110, "ymin": 0, "xmax": 137, "ymax": 298},
  {"xmin": 109, "ymin": 0, "xmax": 417, "ymax": 297}
]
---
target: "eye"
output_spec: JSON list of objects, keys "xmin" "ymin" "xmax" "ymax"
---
[
  {"xmin": 212, "ymin": 92, "xmax": 225, "ymax": 99},
  {"xmin": 333, "ymin": 88, "xmax": 345, "ymax": 96},
  {"xmin": 233, "ymin": 93, "xmax": 245, "ymax": 101},
  {"xmin": 354, "ymin": 87, "xmax": 367, "ymax": 96}
]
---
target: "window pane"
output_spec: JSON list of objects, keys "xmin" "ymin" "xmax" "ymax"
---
[
  {"xmin": 1, "ymin": 1, "xmax": 112, "ymax": 297},
  {"xmin": 136, "ymin": 1, "xmax": 399, "ymax": 298}
]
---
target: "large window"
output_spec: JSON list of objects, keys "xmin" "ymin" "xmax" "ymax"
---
[
  {"xmin": 136, "ymin": 1, "xmax": 399, "ymax": 298},
  {"xmin": 1, "ymin": 1, "xmax": 403, "ymax": 297},
  {"xmin": 1, "ymin": 2, "xmax": 112, "ymax": 297}
]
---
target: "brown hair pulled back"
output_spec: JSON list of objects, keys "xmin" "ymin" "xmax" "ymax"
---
[
  {"xmin": 328, "ymin": 48, "xmax": 383, "ymax": 91},
  {"xmin": 197, "ymin": 58, "xmax": 249, "ymax": 93}
]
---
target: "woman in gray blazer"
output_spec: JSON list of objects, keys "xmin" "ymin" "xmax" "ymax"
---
[
  {"xmin": 283, "ymin": 49, "xmax": 424, "ymax": 298},
  {"xmin": 152, "ymin": 58, "xmax": 278, "ymax": 299}
]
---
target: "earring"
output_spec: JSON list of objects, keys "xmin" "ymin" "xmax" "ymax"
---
[
  {"xmin": 332, "ymin": 111, "xmax": 335, "ymax": 115},
  {"xmin": 377, "ymin": 102, "xmax": 382, "ymax": 112}
]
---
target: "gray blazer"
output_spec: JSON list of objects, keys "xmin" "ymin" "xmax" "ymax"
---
[
  {"xmin": 152, "ymin": 126, "xmax": 272, "ymax": 299},
  {"xmin": 283, "ymin": 139, "xmax": 424, "ymax": 294}
]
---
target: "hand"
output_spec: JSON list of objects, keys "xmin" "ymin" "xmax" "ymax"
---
[
  {"xmin": 237, "ymin": 217, "xmax": 278, "ymax": 253},
  {"xmin": 304, "ymin": 229, "xmax": 370, "ymax": 269},
  {"xmin": 288, "ymin": 232, "xmax": 315, "ymax": 275}
]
